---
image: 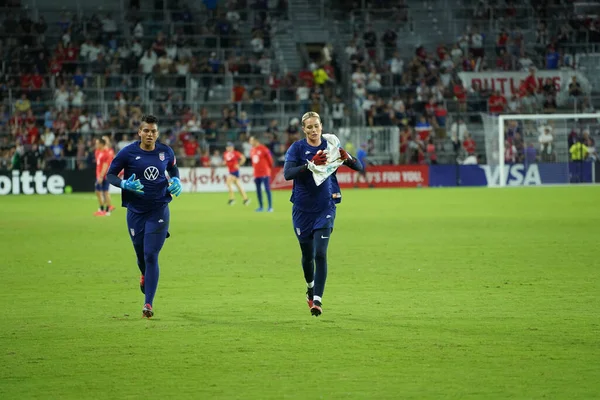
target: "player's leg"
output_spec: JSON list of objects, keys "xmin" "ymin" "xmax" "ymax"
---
[
  {"xmin": 309, "ymin": 206, "xmax": 336, "ymax": 316},
  {"xmin": 94, "ymin": 182, "xmax": 105, "ymax": 216},
  {"xmin": 311, "ymin": 227, "xmax": 331, "ymax": 317},
  {"xmin": 141, "ymin": 205, "xmax": 170, "ymax": 318},
  {"xmin": 233, "ymin": 176, "xmax": 250, "ymax": 204},
  {"xmin": 254, "ymin": 177, "xmax": 264, "ymax": 211},
  {"xmin": 226, "ymin": 175, "xmax": 235, "ymax": 205},
  {"xmin": 103, "ymin": 181, "xmax": 114, "ymax": 213},
  {"xmin": 102, "ymin": 181, "xmax": 113, "ymax": 215},
  {"xmin": 293, "ymin": 206, "xmax": 315, "ymax": 308},
  {"xmin": 262, "ymin": 177, "xmax": 273, "ymax": 211},
  {"xmin": 127, "ymin": 210, "xmax": 146, "ymax": 294},
  {"xmin": 299, "ymin": 240, "xmax": 315, "ymax": 308}
]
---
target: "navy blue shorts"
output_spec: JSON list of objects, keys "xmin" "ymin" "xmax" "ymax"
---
[
  {"xmin": 95, "ymin": 180, "xmax": 109, "ymax": 192},
  {"xmin": 254, "ymin": 176, "xmax": 270, "ymax": 187},
  {"xmin": 292, "ymin": 205, "xmax": 336, "ymax": 242},
  {"xmin": 127, "ymin": 204, "xmax": 170, "ymax": 245},
  {"xmin": 229, "ymin": 170, "xmax": 240, "ymax": 178}
]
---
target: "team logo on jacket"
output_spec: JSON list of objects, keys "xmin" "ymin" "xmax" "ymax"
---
[
  {"xmin": 159, "ymin": 152, "xmax": 165, "ymax": 161},
  {"xmin": 144, "ymin": 166, "xmax": 160, "ymax": 181}
]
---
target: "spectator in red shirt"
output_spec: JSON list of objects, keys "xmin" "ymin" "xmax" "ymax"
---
[
  {"xmin": 200, "ymin": 150, "xmax": 210, "ymax": 167},
  {"xmin": 453, "ymin": 79, "xmax": 467, "ymax": 113},
  {"xmin": 20, "ymin": 71, "xmax": 32, "ymax": 91},
  {"xmin": 232, "ymin": 82, "xmax": 246, "ymax": 102},
  {"xmin": 488, "ymin": 90, "xmax": 507, "ymax": 114},
  {"xmin": 496, "ymin": 29, "xmax": 509, "ymax": 55},
  {"xmin": 523, "ymin": 67, "xmax": 537, "ymax": 96},
  {"xmin": 25, "ymin": 120, "xmax": 39, "ymax": 145},
  {"xmin": 64, "ymin": 42, "xmax": 79, "ymax": 74},
  {"xmin": 463, "ymin": 133, "xmax": 477, "ymax": 155},
  {"xmin": 182, "ymin": 135, "xmax": 200, "ymax": 167},
  {"xmin": 434, "ymin": 102, "xmax": 448, "ymax": 130},
  {"xmin": 31, "ymin": 69, "xmax": 45, "ymax": 90}
]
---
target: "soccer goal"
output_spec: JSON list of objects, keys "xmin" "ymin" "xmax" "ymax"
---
[{"xmin": 480, "ymin": 113, "xmax": 599, "ymax": 187}]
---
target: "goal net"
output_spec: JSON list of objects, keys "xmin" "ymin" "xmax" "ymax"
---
[{"xmin": 481, "ymin": 113, "xmax": 599, "ymax": 187}]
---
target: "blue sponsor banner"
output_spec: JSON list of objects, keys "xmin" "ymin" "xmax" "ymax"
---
[{"xmin": 428, "ymin": 163, "xmax": 594, "ymax": 187}]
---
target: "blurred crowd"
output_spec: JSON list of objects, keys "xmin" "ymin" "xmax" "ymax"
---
[
  {"xmin": 341, "ymin": 0, "xmax": 599, "ymax": 164},
  {"xmin": 1, "ymin": 0, "xmax": 599, "ymax": 171}
]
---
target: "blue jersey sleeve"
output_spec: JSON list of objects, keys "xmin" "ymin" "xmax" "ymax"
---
[
  {"xmin": 166, "ymin": 146, "xmax": 179, "ymax": 179},
  {"xmin": 285, "ymin": 142, "xmax": 300, "ymax": 163},
  {"xmin": 167, "ymin": 146, "xmax": 177, "ymax": 169},
  {"xmin": 107, "ymin": 146, "xmax": 129, "ymax": 187}
]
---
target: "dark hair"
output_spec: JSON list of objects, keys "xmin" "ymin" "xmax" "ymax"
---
[
  {"xmin": 97, "ymin": 138, "xmax": 106, "ymax": 145},
  {"xmin": 141, "ymin": 114, "xmax": 159, "ymax": 124}
]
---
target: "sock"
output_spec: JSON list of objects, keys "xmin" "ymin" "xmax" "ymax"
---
[
  {"xmin": 264, "ymin": 178, "xmax": 272, "ymax": 208},
  {"xmin": 313, "ymin": 228, "xmax": 331, "ymax": 299},
  {"xmin": 133, "ymin": 241, "xmax": 146, "ymax": 276},
  {"xmin": 299, "ymin": 241, "xmax": 315, "ymax": 284},
  {"xmin": 313, "ymin": 295, "xmax": 322, "ymax": 305},
  {"xmin": 255, "ymin": 178, "xmax": 263, "ymax": 208},
  {"xmin": 307, "ymin": 280, "xmax": 314, "ymax": 288},
  {"xmin": 143, "ymin": 231, "xmax": 168, "ymax": 306}
]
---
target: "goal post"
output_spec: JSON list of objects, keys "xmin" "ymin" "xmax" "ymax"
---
[{"xmin": 482, "ymin": 113, "xmax": 600, "ymax": 187}]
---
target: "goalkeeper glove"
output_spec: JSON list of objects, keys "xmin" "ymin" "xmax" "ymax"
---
[
  {"xmin": 168, "ymin": 177, "xmax": 182, "ymax": 197},
  {"xmin": 311, "ymin": 151, "xmax": 328, "ymax": 166},
  {"xmin": 121, "ymin": 173, "xmax": 144, "ymax": 194},
  {"xmin": 339, "ymin": 148, "xmax": 351, "ymax": 161}
]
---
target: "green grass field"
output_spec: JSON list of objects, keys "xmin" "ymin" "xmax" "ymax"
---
[{"xmin": 1, "ymin": 186, "xmax": 599, "ymax": 399}]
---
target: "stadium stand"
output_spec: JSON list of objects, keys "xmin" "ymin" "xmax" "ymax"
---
[{"xmin": 0, "ymin": 0, "xmax": 598, "ymax": 170}]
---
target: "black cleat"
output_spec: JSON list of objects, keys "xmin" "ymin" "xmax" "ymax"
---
[
  {"xmin": 310, "ymin": 300, "xmax": 322, "ymax": 317},
  {"xmin": 243, "ymin": 198, "xmax": 251, "ymax": 206}
]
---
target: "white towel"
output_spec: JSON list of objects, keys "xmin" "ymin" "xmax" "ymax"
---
[{"xmin": 307, "ymin": 133, "xmax": 345, "ymax": 186}]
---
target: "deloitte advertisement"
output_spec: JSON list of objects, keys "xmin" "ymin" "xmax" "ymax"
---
[{"xmin": 0, "ymin": 170, "xmax": 95, "ymax": 195}]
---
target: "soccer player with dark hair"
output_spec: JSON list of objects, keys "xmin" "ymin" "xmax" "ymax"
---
[
  {"xmin": 283, "ymin": 111, "xmax": 363, "ymax": 316},
  {"xmin": 102, "ymin": 135, "xmax": 116, "ymax": 214},
  {"xmin": 223, "ymin": 142, "xmax": 250, "ymax": 206},
  {"xmin": 249, "ymin": 136, "xmax": 274, "ymax": 212},
  {"xmin": 93, "ymin": 137, "xmax": 110, "ymax": 216},
  {"xmin": 106, "ymin": 114, "xmax": 182, "ymax": 318}
]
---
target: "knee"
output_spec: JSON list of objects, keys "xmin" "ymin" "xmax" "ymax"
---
[
  {"xmin": 314, "ymin": 248, "xmax": 327, "ymax": 262},
  {"xmin": 144, "ymin": 251, "xmax": 159, "ymax": 265}
]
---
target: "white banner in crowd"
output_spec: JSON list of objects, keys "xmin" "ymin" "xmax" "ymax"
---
[
  {"xmin": 109, "ymin": 167, "xmax": 258, "ymax": 194},
  {"xmin": 457, "ymin": 70, "xmax": 592, "ymax": 97}
]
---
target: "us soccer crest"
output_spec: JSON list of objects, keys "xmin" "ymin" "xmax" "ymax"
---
[{"xmin": 159, "ymin": 152, "xmax": 165, "ymax": 161}]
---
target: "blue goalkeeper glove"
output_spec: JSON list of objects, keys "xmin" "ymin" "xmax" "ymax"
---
[
  {"xmin": 168, "ymin": 177, "xmax": 182, "ymax": 197},
  {"xmin": 121, "ymin": 173, "xmax": 144, "ymax": 194}
]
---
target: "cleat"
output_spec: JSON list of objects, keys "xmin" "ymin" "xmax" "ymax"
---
[
  {"xmin": 142, "ymin": 303, "xmax": 153, "ymax": 318},
  {"xmin": 139, "ymin": 275, "xmax": 145, "ymax": 294},
  {"xmin": 105, "ymin": 212, "xmax": 111, "ymax": 216},
  {"xmin": 94, "ymin": 210, "xmax": 106, "ymax": 216},
  {"xmin": 228, "ymin": 199, "xmax": 235, "ymax": 206},
  {"xmin": 255, "ymin": 207, "xmax": 264, "ymax": 212},
  {"xmin": 243, "ymin": 198, "xmax": 251, "ymax": 206},
  {"xmin": 108, "ymin": 205, "xmax": 116, "ymax": 212},
  {"xmin": 306, "ymin": 287, "xmax": 314, "ymax": 308},
  {"xmin": 267, "ymin": 207, "xmax": 274, "ymax": 212},
  {"xmin": 310, "ymin": 301, "xmax": 322, "ymax": 317}
]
